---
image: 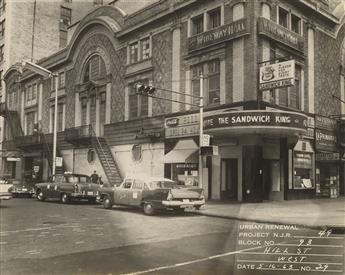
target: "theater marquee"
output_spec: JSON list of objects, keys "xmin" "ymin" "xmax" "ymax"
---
[{"xmin": 203, "ymin": 110, "xmax": 308, "ymax": 136}]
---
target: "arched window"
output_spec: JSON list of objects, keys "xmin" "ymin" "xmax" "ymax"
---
[{"xmin": 83, "ymin": 55, "xmax": 107, "ymax": 83}]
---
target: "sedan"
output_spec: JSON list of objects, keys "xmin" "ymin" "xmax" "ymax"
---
[
  {"xmin": 35, "ymin": 173, "xmax": 100, "ymax": 203},
  {"xmin": 8, "ymin": 180, "xmax": 35, "ymax": 198},
  {"xmin": 97, "ymin": 176, "xmax": 205, "ymax": 215}
]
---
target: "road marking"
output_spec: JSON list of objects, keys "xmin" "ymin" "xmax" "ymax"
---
[
  {"xmin": 25, "ymin": 250, "xmax": 41, "ymax": 255},
  {"xmin": 75, "ymin": 241, "xmax": 85, "ymax": 244},
  {"xmin": 0, "ymin": 242, "xmax": 8, "ymax": 245},
  {"xmin": 0, "ymin": 224, "xmax": 84, "ymax": 235},
  {"xmin": 0, "ymin": 227, "xmax": 52, "ymax": 234}
]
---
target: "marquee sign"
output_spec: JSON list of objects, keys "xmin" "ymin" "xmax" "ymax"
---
[
  {"xmin": 188, "ymin": 18, "xmax": 250, "ymax": 52},
  {"xmin": 204, "ymin": 111, "xmax": 307, "ymax": 131},
  {"xmin": 259, "ymin": 60, "xmax": 295, "ymax": 90},
  {"xmin": 165, "ymin": 108, "xmax": 242, "ymax": 139},
  {"xmin": 257, "ymin": 17, "xmax": 304, "ymax": 52}
]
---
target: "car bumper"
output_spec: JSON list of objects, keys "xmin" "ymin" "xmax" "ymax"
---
[
  {"xmin": 70, "ymin": 193, "xmax": 97, "ymax": 198},
  {"xmin": 162, "ymin": 199, "xmax": 205, "ymax": 208},
  {"xmin": 0, "ymin": 193, "xmax": 12, "ymax": 200},
  {"xmin": 12, "ymin": 190, "xmax": 35, "ymax": 195}
]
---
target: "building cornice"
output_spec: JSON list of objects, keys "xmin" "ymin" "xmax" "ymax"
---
[{"xmin": 298, "ymin": 0, "xmax": 339, "ymax": 25}]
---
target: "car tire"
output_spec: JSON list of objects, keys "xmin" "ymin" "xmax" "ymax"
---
[
  {"xmin": 61, "ymin": 193, "xmax": 69, "ymax": 204},
  {"xmin": 174, "ymin": 208, "xmax": 185, "ymax": 215},
  {"xmin": 143, "ymin": 203, "xmax": 155, "ymax": 215},
  {"xmin": 103, "ymin": 196, "xmax": 112, "ymax": 209},
  {"xmin": 37, "ymin": 190, "xmax": 45, "ymax": 201}
]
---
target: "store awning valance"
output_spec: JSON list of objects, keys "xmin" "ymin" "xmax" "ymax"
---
[{"xmin": 163, "ymin": 139, "xmax": 199, "ymax": 163}]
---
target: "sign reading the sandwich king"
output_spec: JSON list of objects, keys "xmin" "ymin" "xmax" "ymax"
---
[
  {"xmin": 204, "ymin": 111, "xmax": 307, "ymax": 131},
  {"xmin": 259, "ymin": 60, "xmax": 295, "ymax": 91}
]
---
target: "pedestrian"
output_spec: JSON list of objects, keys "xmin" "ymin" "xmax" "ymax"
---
[{"xmin": 90, "ymin": 170, "xmax": 99, "ymax": 183}]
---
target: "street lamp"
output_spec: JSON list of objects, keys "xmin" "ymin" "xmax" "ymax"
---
[{"xmin": 21, "ymin": 60, "xmax": 58, "ymax": 175}]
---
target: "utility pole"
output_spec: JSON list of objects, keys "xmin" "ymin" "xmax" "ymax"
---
[{"xmin": 199, "ymin": 73, "xmax": 204, "ymax": 188}]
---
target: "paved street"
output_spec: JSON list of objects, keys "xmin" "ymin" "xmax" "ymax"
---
[{"xmin": 1, "ymin": 199, "xmax": 344, "ymax": 275}]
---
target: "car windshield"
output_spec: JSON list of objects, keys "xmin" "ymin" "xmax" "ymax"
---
[{"xmin": 148, "ymin": 181, "xmax": 178, "ymax": 189}]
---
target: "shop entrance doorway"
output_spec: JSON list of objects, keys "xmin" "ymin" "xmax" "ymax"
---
[{"xmin": 221, "ymin": 159, "xmax": 238, "ymax": 200}]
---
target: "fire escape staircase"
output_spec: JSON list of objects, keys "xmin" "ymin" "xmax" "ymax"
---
[
  {"xmin": 0, "ymin": 103, "xmax": 63, "ymax": 175},
  {"xmin": 0, "ymin": 103, "xmax": 24, "ymax": 140},
  {"xmin": 64, "ymin": 125, "xmax": 122, "ymax": 186}
]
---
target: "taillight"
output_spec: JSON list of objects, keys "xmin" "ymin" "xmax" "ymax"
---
[{"xmin": 167, "ymin": 190, "xmax": 173, "ymax": 201}]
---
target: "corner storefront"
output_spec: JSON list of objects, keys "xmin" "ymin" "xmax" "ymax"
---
[{"xmin": 203, "ymin": 109, "xmax": 308, "ymax": 202}]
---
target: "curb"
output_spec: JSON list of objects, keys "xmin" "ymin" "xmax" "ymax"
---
[{"xmin": 188, "ymin": 210, "xmax": 345, "ymax": 233}]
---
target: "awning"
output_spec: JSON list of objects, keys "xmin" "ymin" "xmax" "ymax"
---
[{"xmin": 163, "ymin": 139, "xmax": 199, "ymax": 163}]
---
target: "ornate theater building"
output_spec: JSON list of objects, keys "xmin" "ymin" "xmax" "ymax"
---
[{"xmin": 1, "ymin": 0, "xmax": 344, "ymax": 202}]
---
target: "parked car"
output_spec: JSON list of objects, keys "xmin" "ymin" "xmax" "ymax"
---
[
  {"xmin": 97, "ymin": 176, "xmax": 205, "ymax": 215},
  {"xmin": 8, "ymin": 179, "xmax": 35, "ymax": 198},
  {"xmin": 0, "ymin": 177, "xmax": 13, "ymax": 201},
  {"xmin": 35, "ymin": 173, "xmax": 100, "ymax": 203}
]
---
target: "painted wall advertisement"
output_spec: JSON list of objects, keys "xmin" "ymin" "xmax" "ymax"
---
[{"xmin": 188, "ymin": 18, "xmax": 249, "ymax": 52}]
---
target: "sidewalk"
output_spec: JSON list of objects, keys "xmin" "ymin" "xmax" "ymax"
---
[{"xmin": 189, "ymin": 197, "xmax": 345, "ymax": 230}]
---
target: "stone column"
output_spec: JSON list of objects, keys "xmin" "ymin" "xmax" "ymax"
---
[
  {"xmin": 171, "ymin": 24, "xmax": 181, "ymax": 113},
  {"xmin": 106, "ymin": 83, "xmax": 111, "ymax": 124},
  {"xmin": 307, "ymin": 22, "xmax": 315, "ymax": 114},
  {"xmin": 74, "ymin": 93, "xmax": 81, "ymax": 127},
  {"xmin": 232, "ymin": 3, "xmax": 244, "ymax": 102}
]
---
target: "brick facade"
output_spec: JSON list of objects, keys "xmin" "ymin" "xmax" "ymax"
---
[{"xmin": 2, "ymin": 1, "xmax": 344, "ymax": 198}]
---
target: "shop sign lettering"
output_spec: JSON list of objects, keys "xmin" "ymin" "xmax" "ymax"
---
[
  {"xmin": 188, "ymin": 18, "xmax": 249, "ymax": 52},
  {"xmin": 316, "ymin": 152, "xmax": 340, "ymax": 161},
  {"xmin": 257, "ymin": 17, "xmax": 304, "ymax": 52},
  {"xmin": 315, "ymin": 129, "xmax": 337, "ymax": 151},
  {"xmin": 176, "ymin": 163, "xmax": 198, "ymax": 169},
  {"xmin": 165, "ymin": 124, "xmax": 199, "ymax": 138},
  {"xmin": 315, "ymin": 115, "xmax": 337, "ymax": 131},
  {"xmin": 259, "ymin": 60, "xmax": 295, "ymax": 91},
  {"xmin": 165, "ymin": 113, "xmax": 199, "ymax": 128},
  {"xmin": 204, "ymin": 111, "xmax": 307, "ymax": 130}
]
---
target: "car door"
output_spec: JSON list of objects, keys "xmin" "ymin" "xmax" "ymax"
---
[
  {"xmin": 128, "ymin": 179, "xmax": 144, "ymax": 206},
  {"xmin": 114, "ymin": 179, "xmax": 132, "ymax": 205},
  {"xmin": 50, "ymin": 175, "xmax": 64, "ymax": 198}
]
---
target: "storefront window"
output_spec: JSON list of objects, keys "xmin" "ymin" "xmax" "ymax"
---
[
  {"xmin": 293, "ymin": 152, "xmax": 314, "ymax": 189},
  {"xmin": 171, "ymin": 163, "xmax": 198, "ymax": 186}
]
